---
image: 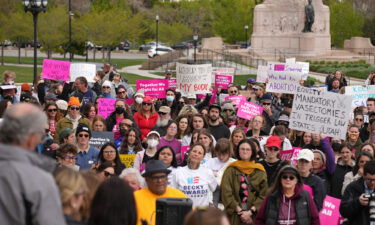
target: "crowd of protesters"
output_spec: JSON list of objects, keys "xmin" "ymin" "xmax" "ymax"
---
[{"xmin": 1, "ymin": 66, "xmax": 375, "ymax": 225}]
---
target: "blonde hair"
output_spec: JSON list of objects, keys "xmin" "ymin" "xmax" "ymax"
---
[{"xmin": 2, "ymin": 70, "xmax": 16, "ymax": 83}]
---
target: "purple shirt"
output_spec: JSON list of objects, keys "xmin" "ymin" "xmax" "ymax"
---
[{"xmin": 157, "ymin": 137, "xmax": 182, "ymax": 164}]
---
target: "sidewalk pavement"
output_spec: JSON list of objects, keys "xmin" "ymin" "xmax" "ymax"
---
[{"xmin": 118, "ymin": 65, "xmax": 164, "ymax": 79}]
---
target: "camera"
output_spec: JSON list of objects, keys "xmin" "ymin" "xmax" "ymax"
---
[{"xmin": 365, "ymin": 193, "xmax": 375, "ymax": 221}]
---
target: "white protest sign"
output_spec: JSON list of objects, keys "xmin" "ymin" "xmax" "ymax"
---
[
  {"xmin": 256, "ymin": 65, "xmax": 268, "ymax": 83},
  {"xmin": 176, "ymin": 63, "xmax": 212, "ymax": 95},
  {"xmin": 345, "ymin": 85, "xmax": 375, "ymax": 109},
  {"xmin": 289, "ymin": 86, "xmax": 352, "ymax": 139},
  {"xmin": 266, "ymin": 62, "xmax": 303, "ymax": 94},
  {"xmin": 70, "ymin": 63, "xmax": 97, "ymax": 82},
  {"xmin": 286, "ymin": 58, "xmax": 296, "ymax": 64},
  {"xmin": 297, "ymin": 61, "xmax": 309, "ymax": 80}
]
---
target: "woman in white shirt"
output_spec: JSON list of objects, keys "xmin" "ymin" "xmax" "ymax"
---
[
  {"xmin": 155, "ymin": 146, "xmax": 178, "ymax": 184},
  {"xmin": 171, "ymin": 143, "xmax": 217, "ymax": 207}
]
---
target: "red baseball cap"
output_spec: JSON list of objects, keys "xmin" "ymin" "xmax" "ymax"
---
[
  {"xmin": 142, "ymin": 96, "xmax": 153, "ymax": 104},
  {"xmin": 266, "ymin": 136, "xmax": 282, "ymax": 149}
]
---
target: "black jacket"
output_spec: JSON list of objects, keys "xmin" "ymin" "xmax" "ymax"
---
[
  {"xmin": 208, "ymin": 122, "xmax": 230, "ymax": 141},
  {"xmin": 340, "ymin": 178, "xmax": 369, "ymax": 225},
  {"xmin": 105, "ymin": 111, "xmax": 136, "ymax": 132},
  {"xmin": 330, "ymin": 159, "xmax": 354, "ymax": 199},
  {"xmin": 301, "ymin": 173, "xmax": 326, "ymax": 211}
]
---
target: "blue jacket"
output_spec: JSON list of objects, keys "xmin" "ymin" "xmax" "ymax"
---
[{"xmin": 76, "ymin": 146, "xmax": 99, "ymax": 170}]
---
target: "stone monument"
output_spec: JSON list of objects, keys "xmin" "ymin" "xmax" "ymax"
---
[{"xmin": 251, "ymin": 0, "xmax": 331, "ymax": 57}]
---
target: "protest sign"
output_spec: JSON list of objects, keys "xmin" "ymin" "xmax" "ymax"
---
[
  {"xmin": 266, "ymin": 62, "xmax": 304, "ymax": 94},
  {"xmin": 256, "ymin": 65, "xmax": 268, "ymax": 83},
  {"xmin": 345, "ymin": 85, "xmax": 375, "ymax": 109},
  {"xmin": 225, "ymin": 95, "xmax": 247, "ymax": 106},
  {"xmin": 297, "ymin": 61, "xmax": 309, "ymax": 80},
  {"xmin": 279, "ymin": 149, "xmax": 294, "ymax": 161},
  {"xmin": 167, "ymin": 78, "xmax": 177, "ymax": 90},
  {"xmin": 197, "ymin": 90, "xmax": 217, "ymax": 104},
  {"xmin": 237, "ymin": 100, "xmax": 263, "ymax": 120},
  {"xmin": 125, "ymin": 98, "xmax": 134, "ymax": 106},
  {"xmin": 310, "ymin": 85, "xmax": 328, "ymax": 92},
  {"xmin": 42, "ymin": 59, "xmax": 71, "ymax": 81},
  {"xmin": 176, "ymin": 63, "xmax": 211, "ymax": 94},
  {"xmin": 119, "ymin": 154, "xmax": 137, "ymax": 168},
  {"xmin": 97, "ymin": 98, "xmax": 116, "ymax": 119},
  {"xmin": 181, "ymin": 146, "xmax": 190, "ymax": 162},
  {"xmin": 70, "ymin": 63, "xmax": 96, "ymax": 82},
  {"xmin": 89, "ymin": 131, "xmax": 114, "ymax": 149},
  {"xmin": 289, "ymin": 86, "xmax": 352, "ymax": 139},
  {"xmin": 219, "ymin": 94, "xmax": 229, "ymax": 104},
  {"xmin": 136, "ymin": 79, "xmax": 167, "ymax": 98},
  {"xmin": 213, "ymin": 67, "xmax": 235, "ymax": 89},
  {"xmin": 286, "ymin": 58, "xmax": 296, "ymax": 64},
  {"xmin": 319, "ymin": 196, "xmax": 341, "ymax": 225}
]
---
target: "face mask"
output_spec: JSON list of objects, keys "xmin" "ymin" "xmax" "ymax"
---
[
  {"xmin": 147, "ymin": 139, "xmax": 159, "ymax": 148},
  {"xmin": 115, "ymin": 107, "xmax": 124, "ymax": 114},
  {"xmin": 166, "ymin": 96, "xmax": 174, "ymax": 102},
  {"xmin": 135, "ymin": 97, "xmax": 143, "ymax": 104}
]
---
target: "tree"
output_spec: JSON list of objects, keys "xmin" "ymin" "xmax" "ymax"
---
[
  {"xmin": 38, "ymin": 5, "xmax": 68, "ymax": 58},
  {"xmin": 212, "ymin": 0, "xmax": 255, "ymax": 44},
  {"xmin": 363, "ymin": 16, "xmax": 375, "ymax": 45},
  {"xmin": 330, "ymin": 1, "xmax": 365, "ymax": 47}
]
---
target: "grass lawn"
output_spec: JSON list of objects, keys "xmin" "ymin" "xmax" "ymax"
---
[{"xmin": 1, "ymin": 56, "xmax": 146, "ymax": 69}]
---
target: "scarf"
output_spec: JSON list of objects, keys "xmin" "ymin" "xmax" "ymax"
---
[{"xmin": 228, "ymin": 160, "xmax": 265, "ymax": 175}]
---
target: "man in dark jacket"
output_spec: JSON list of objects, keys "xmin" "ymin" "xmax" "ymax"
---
[
  {"xmin": 207, "ymin": 104, "xmax": 230, "ymax": 140},
  {"xmin": 340, "ymin": 160, "xmax": 375, "ymax": 225}
]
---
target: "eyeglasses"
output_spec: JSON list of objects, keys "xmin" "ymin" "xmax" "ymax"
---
[
  {"xmin": 48, "ymin": 108, "xmax": 57, "ymax": 112},
  {"xmin": 62, "ymin": 155, "xmax": 77, "ymax": 160},
  {"xmin": 229, "ymin": 91, "xmax": 238, "ymax": 94},
  {"xmin": 70, "ymin": 106, "xmax": 80, "ymax": 111},
  {"xmin": 102, "ymin": 86, "xmax": 111, "ymax": 89},
  {"xmin": 149, "ymin": 175, "xmax": 167, "ymax": 181},
  {"xmin": 103, "ymin": 150, "xmax": 116, "ymax": 154},
  {"xmin": 268, "ymin": 147, "xmax": 280, "ymax": 151},
  {"xmin": 118, "ymin": 91, "xmax": 126, "ymax": 94},
  {"xmin": 103, "ymin": 171, "xmax": 115, "ymax": 177},
  {"xmin": 78, "ymin": 134, "xmax": 89, "ymax": 138},
  {"xmin": 282, "ymin": 175, "xmax": 296, "ymax": 181},
  {"xmin": 158, "ymin": 112, "xmax": 167, "ymax": 115},
  {"xmin": 168, "ymin": 127, "xmax": 177, "ymax": 130},
  {"xmin": 223, "ymin": 109, "xmax": 233, "ymax": 112},
  {"xmin": 355, "ymin": 118, "xmax": 363, "ymax": 121},
  {"xmin": 262, "ymin": 103, "xmax": 271, "ymax": 106},
  {"xmin": 142, "ymin": 103, "xmax": 152, "ymax": 106}
]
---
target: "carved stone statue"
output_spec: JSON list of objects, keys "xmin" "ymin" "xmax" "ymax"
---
[{"xmin": 303, "ymin": 0, "xmax": 315, "ymax": 32}]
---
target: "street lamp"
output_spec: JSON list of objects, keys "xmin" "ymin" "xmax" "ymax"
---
[
  {"xmin": 244, "ymin": 25, "xmax": 249, "ymax": 48},
  {"xmin": 23, "ymin": 0, "xmax": 48, "ymax": 86},
  {"xmin": 193, "ymin": 34, "xmax": 198, "ymax": 63},
  {"xmin": 69, "ymin": 1, "xmax": 74, "ymax": 61},
  {"xmin": 156, "ymin": 15, "xmax": 159, "ymax": 56}
]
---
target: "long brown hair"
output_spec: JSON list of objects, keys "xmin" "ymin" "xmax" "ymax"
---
[
  {"xmin": 176, "ymin": 114, "xmax": 192, "ymax": 138},
  {"xmin": 119, "ymin": 128, "xmax": 143, "ymax": 154},
  {"xmin": 44, "ymin": 102, "xmax": 63, "ymax": 121}
]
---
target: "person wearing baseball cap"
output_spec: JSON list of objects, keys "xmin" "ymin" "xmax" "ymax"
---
[
  {"xmin": 260, "ymin": 136, "xmax": 288, "ymax": 186},
  {"xmin": 133, "ymin": 96, "xmax": 159, "ymax": 140},
  {"xmin": 75, "ymin": 123, "xmax": 99, "ymax": 170},
  {"xmin": 134, "ymin": 160, "xmax": 187, "ymax": 225},
  {"xmin": 296, "ymin": 148, "xmax": 326, "ymax": 211}
]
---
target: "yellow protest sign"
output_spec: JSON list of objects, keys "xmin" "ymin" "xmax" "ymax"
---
[{"xmin": 119, "ymin": 154, "xmax": 136, "ymax": 168}]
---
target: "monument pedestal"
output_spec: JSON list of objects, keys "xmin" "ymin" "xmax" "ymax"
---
[{"xmin": 251, "ymin": 0, "xmax": 331, "ymax": 57}]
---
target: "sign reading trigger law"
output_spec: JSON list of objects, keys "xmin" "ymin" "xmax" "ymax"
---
[
  {"xmin": 289, "ymin": 86, "xmax": 352, "ymax": 139},
  {"xmin": 176, "ymin": 63, "xmax": 212, "ymax": 95}
]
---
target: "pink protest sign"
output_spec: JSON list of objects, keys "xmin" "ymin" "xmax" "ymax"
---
[
  {"xmin": 279, "ymin": 149, "xmax": 294, "ymax": 161},
  {"xmin": 319, "ymin": 196, "xmax": 341, "ymax": 225},
  {"xmin": 97, "ymin": 98, "xmax": 116, "ymax": 119},
  {"xmin": 274, "ymin": 64, "xmax": 285, "ymax": 71},
  {"xmin": 181, "ymin": 146, "xmax": 190, "ymax": 162},
  {"xmin": 42, "ymin": 59, "xmax": 71, "ymax": 81},
  {"xmin": 136, "ymin": 79, "xmax": 167, "ymax": 98},
  {"xmin": 290, "ymin": 147, "xmax": 302, "ymax": 165},
  {"xmin": 215, "ymin": 74, "xmax": 233, "ymax": 89},
  {"xmin": 197, "ymin": 90, "xmax": 217, "ymax": 104},
  {"xmin": 167, "ymin": 79, "xmax": 177, "ymax": 90},
  {"xmin": 236, "ymin": 100, "xmax": 263, "ymax": 120},
  {"xmin": 225, "ymin": 95, "xmax": 247, "ymax": 106},
  {"xmin": 303, "ymin": 184, "xmax": 313, "ymax": 197},
  {"xmin": 125, "ymin": 98, "xmax": 134, "ymax": 106}
]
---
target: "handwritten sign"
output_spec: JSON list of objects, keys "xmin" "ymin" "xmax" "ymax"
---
[
  {"xmin": 136, "ymin": 79, "xmax": 167, "ymax": 98},
  {"xmin": 225, "ymin": 95, "xmax": 247, "ymax": 106},
  {"xmin": 280, "ymin": 149, "xmax": 294, "ymax": 161},
  {"xmin": 70, "ymin": 63, "xmax": 96, "ymax": 82},
  {"xmin": 181, "ymin": 146, "xmax": 190, "ymax": 162},
  {"xmin": 256, "ymin": 65, "xmax": 268, "ymax": 83},
  {"xmin": 167, "ymin": 79, "xmax": 177, "ymax": 90},
  {"xmin": 215, "ymin": 74, "xmax": 233, "ymax": 89},
  {"xmin": 266, "ymin": 62, "xmax": 303, "ymax": 94},
  {"xmin": 119, "ymin": 154, "xmax": 137, "ymax": 168},
  {"xmin": 42, "ymin": 59, "xmax": 71, "ymax": 81},
  {"xmin": 176, "ymin": 63, "xmax": 211, "ymax": 94},
  {"xmin": 97, "ymin": 98, "xmax": 116, "ymax": 119},
  {"xmin": 345, "ymin": 85, "xmax": 375, "ymax": 109},
  {"xmin": 319, "ymin": 196, "xmax": 341, "ymax": 225},
  {"xmin": 289, "ymin": 86, "xmax": 352, "ymax": 139},
  {"xmin": 297, "ymin": 61, "xmax": 309, "ymax": 80},
  {"xmin": 237, "ymin": 100, "xmax": 263, "ymax": 120},
  {"xmin": 89, "ymin": 131, "xmax": 114, "ymax": 149}
]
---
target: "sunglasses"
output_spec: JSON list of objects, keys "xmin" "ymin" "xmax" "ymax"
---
[
  {"xmin": 48, "ymin": 108, "xmax": 57, "ymax": 112},
  {"xmin": 78, "ymin": 134, "xmax": 89, "ymax": 138},
  {"xmin": 142, "ymin": 103, "xmax": 152, "ymax": 106},
  {"xmin": 62, "ymin": 155, "xmax": 77, "ymax": 160},
  {"xmin": 104, "ymin": 171, "xmax": 115, "ymax": 177},
  {"xmin": 230, "ymin": 91, "xmax": 238, "ymax": 94},
  {"xmin": 102, "ymin": 86, "xmax": 111, "ymax": 89},
  {"xmin": 70, "ymin": 106, "xmax": 80, "ymax": 111},
  {"xmin": 223, "ymin": 109, "xmax": 233, "ymax": 112},
  {"xmin": 355, "ymin": 118, "xmax": 363, "ymax": 121},
  {"xmin": 268, "ymin": 147, "xmax": 280, "ymax": 151},
  {"xmin": 262, "ymin": 103, "xmax": 271, "ymax": 106},
  {"xmin": 149, "ymin": 175, "xmax": 167, "ymax": 181},
  {"xmin": 118, "ymin": 91, "xmax": 126, "ymax": 94},
  {"xmin": 158, "ymin": 112, "xmax": 167, "ymax": 115},
  {"xmin": 282, "ymin": 175, "xmax": 296, "ymax": 181}
]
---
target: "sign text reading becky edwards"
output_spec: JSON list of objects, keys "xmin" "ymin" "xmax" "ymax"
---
[{"xmin": 289, "ymin": 86, "xmax": 352, "ymax": 139}]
